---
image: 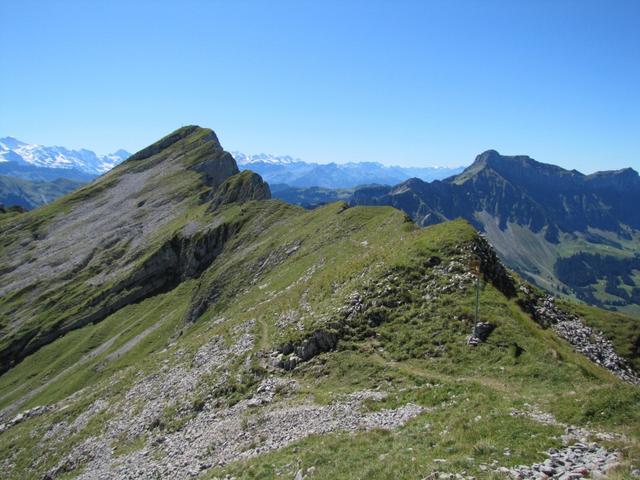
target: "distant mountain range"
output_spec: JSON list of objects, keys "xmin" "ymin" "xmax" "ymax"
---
[
  {"xmin": 351, "ymin": 150, "xmax": 640, "ymax": 314},
  {"xmin": 2, "ymin": 136, "xmax": 638, "ymax": 313},
  {"xmin": 232, "ymin": 151, "xmax": 464, "ymax": 189},
  {"xmin": 0, "ymin": 137, "xmax": 463, "ymax": 207},
  {"xmin": 0, "ymin": 137, "xmax": 461, "ymax": 188},
  {"xmin": 0, "ymin": 175, "xmax": 85, "ymax": 210},
  {"xmin": 0, "ymin": 137, "xmax": 130, "ymax": 181}
]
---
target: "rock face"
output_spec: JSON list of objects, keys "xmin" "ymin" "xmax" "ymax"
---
[
  {"xmin": 467, "ymin": 322, "xmax": 496, "ymax": 346},
  {"xmin": 273, "ymin": 330, "xmax": 339, "ymax": 370},
  {"xmin": 0, "ymin": 126, "xmax": 268, "ymax": 374},
  {"xmin": 210, "ymin": 170, "xmax": 271, "ymax": 208},
  {"xmin": 470, "ymin": 234, "xmax": 516, "ymax": 298}
]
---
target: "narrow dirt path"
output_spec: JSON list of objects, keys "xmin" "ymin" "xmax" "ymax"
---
[
  {"xmin": 104, "ymin": 307, "xmax": 179, "ymax": 362},
  {"xmin": 258, "ymin": 318, "xmax": 270, "ymax": 351}
]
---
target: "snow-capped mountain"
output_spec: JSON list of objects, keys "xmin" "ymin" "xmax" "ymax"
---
[
  {"xmin": 231, "ymin": 152, "xmax": 465, "ymax": 189},
  {"xmin": 0, "ymin": 136, "xmax": 463, "ymax": 189},
  {"xmin": 231, "ymin": 152, "xmax": 302, "ymax": 166},
  {"xmin": 0, "ymin": 137, "xmax": 130, "ymax": 176}
]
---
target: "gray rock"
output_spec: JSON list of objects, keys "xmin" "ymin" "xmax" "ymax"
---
[
  {"xmin": 522, "ymin": 294, "xmax": 639, "ymax": 384},
  {"xmin": 540, "ymin": 466, "xmax": 555, "ymax": 476}
]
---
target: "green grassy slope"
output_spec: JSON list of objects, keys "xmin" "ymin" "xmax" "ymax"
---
[
  {"xmin": 0, "ymin": 207, "xmax": 638, "ymax": 479},
  {"xmin": 0, "ymin": 128, "xmax": 638, "ymax": 479}
]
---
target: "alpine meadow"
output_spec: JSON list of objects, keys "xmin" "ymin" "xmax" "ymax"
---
[{"xmin": 1, "ymin": 2, "xmax": 639, "ymax": 480}]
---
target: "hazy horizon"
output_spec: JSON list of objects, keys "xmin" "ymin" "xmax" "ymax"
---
[{"xmin": 4, "ymin": 130, "xmax": 640, "ymax": 175}]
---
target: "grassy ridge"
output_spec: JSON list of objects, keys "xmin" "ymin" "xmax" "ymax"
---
[
  {"xmin": 0, "ymin": 126, "xmax": 638, "ymax": 478},
  {"xmin": 1, "ymin": 203, "xmax": 638, "ymax": 478}
]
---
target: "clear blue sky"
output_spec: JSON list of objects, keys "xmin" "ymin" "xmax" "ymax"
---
[{"xmin": 1, "ymin": 0, "xmax": 638, "ymax": 171}]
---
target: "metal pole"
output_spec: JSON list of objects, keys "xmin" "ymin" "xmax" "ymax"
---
[{"xmin": 473, "ymin": 255, "xmax": 480, "ymax": 337}]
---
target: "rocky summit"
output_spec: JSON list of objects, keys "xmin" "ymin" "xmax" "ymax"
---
[{"xmin": 0, "ymin": 127, "xmax": 639, "ymax": 480}]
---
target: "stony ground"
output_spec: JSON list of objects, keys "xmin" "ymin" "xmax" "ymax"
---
[
  {"xmin": 2, "ymin": 277, "xmax": 637, "ymax": 479},
  {"xmin": 523, "ymin": 290, "xmax": 639, "ymax": 384},
  {"xmin": 503, "ymin": 406, "xmax": 624, "ymax": 479},
  {"xmin": 13, "ymin": 320, "xmax": 423, "ymax": 480},
  {"xmin": 3, "ymin": 242, "xmax": 639, "ymax": 479}
]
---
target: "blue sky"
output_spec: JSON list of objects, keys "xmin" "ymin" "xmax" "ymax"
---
[{"xmin": 1, "ymin": 0, "xmax": 638, "ymax": 171}]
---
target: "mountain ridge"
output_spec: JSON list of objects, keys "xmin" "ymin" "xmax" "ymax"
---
[
  {"xmin": 351, "ymin": 150, "xmax": 640, "ymax": 313},
  {"xmin": 1, "ymin": 128, "xmax": 639, "ymax": 479},
  {"xmin": 0, "ymin": 126, "xmax": 270, "ymax": 373},
  {"xmin": 233, "ymin": 151, "xmax": 465, "ymax": 189},
  {"xmin": 456, "ymin": 150, "xmax": 640, "ymax": 193}
]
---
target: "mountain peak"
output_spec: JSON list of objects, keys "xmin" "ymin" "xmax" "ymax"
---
[
  {"xmin": 0, "ymin": 126, "xmax": 267, "ymax": 373},
  {"xmin": 0, "ymin": 136, "xmax": 27, "ymax": 150},
  {"xmin": 117, "ymin": 126, "xmax": 242, "ymax": 192},
  {"xmin": 451, "ymin": 149, "xmax": 504, "ymax": 183},
  {"xmin": 475, "ymin": 149, "xmax": 502, "ymax": 162},
  {"xmin": 455, "ymin": 150, "xmax": 577, "ymax": 186},
  {"xmin": 586, "ymin": 166, "xmax": 640, "ymax": 190},
  {"xmin": 588, "ymin": 166, "xmax": 639, "ymax": 178},
  {"xmin": 472, "ymin": 149, "xmax": 536, "ymax": 169},
  {"xmin": 127, "ymin": 125, "xmax": 220, "ymax": 163},
  {"xmin": 112, "ymin": 149, "xmax": 131, "ymax": 160}
]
